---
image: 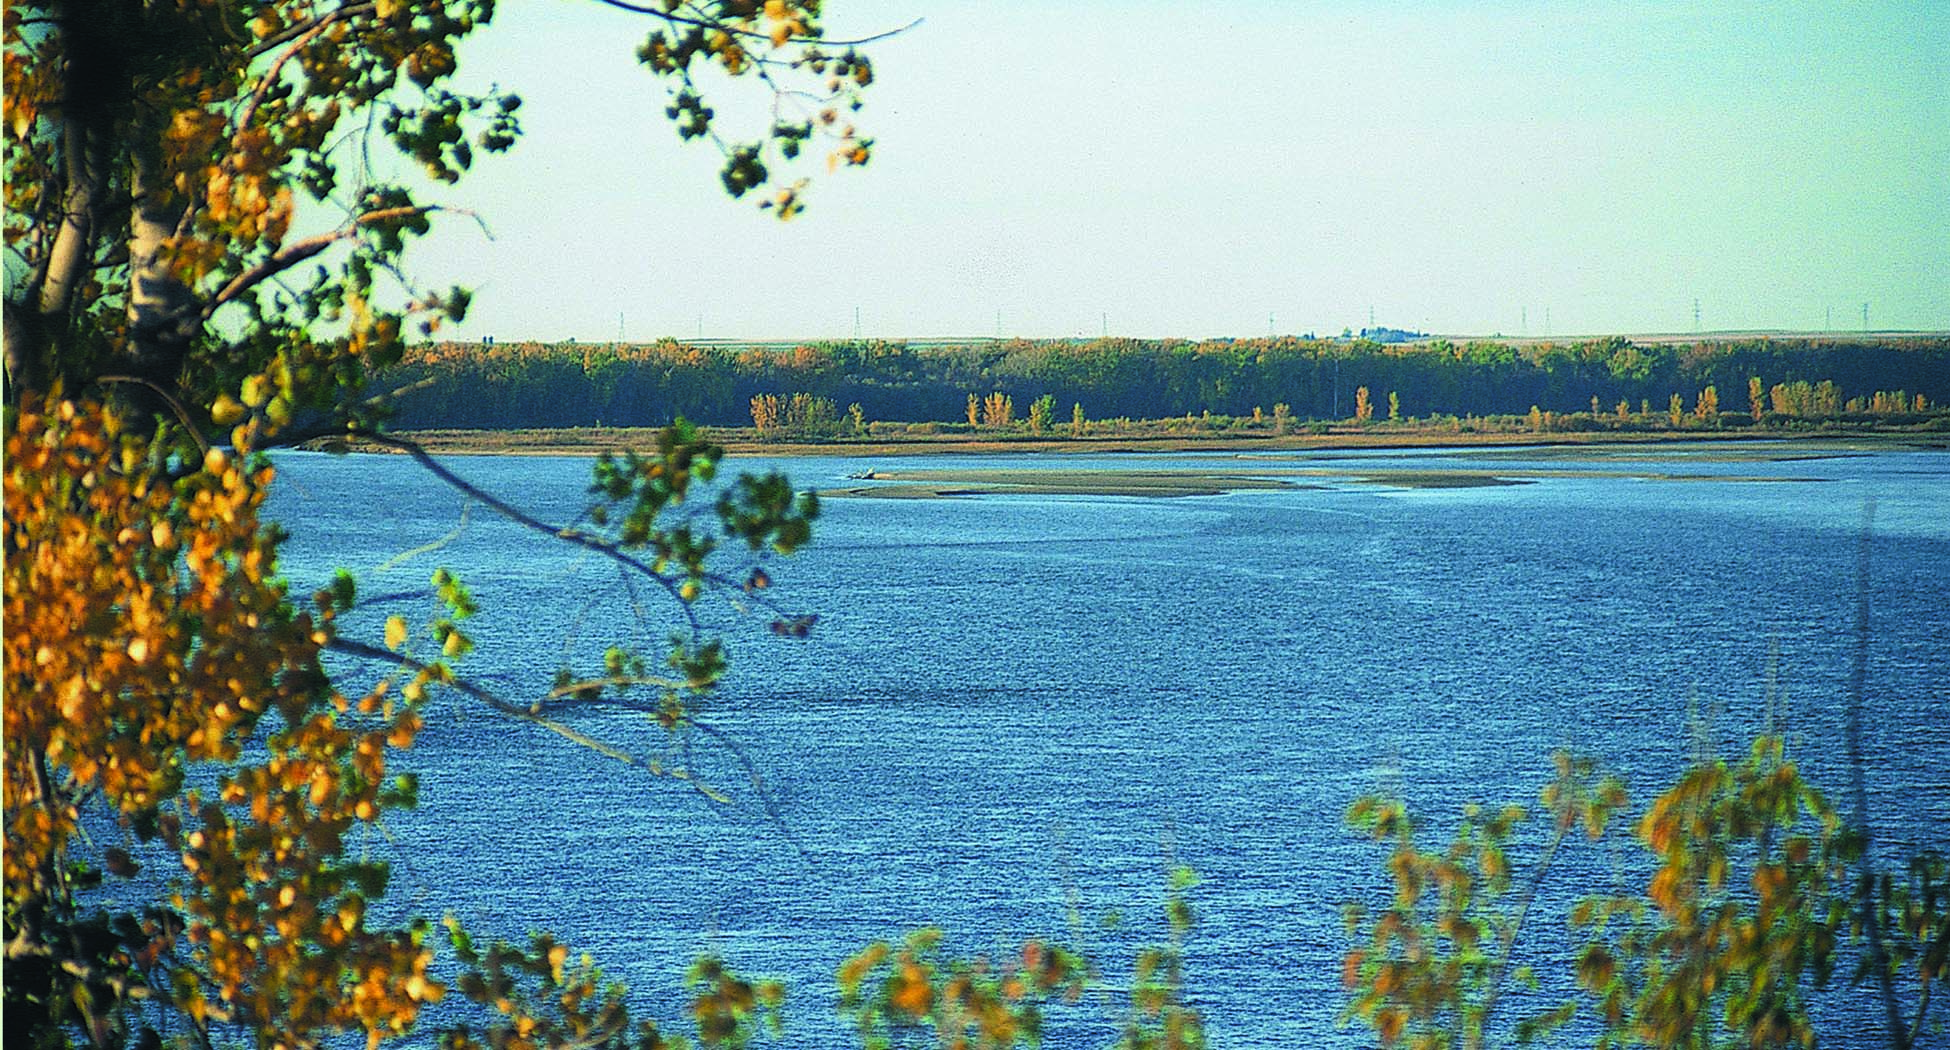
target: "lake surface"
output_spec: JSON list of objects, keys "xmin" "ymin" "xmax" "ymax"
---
[{"xmin": 269, "ymin": 441, "xmax": 1950, "ymax": 1047}]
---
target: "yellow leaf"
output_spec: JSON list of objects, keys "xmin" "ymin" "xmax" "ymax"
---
[
  {"xmin": 385, "ymin": 616, "xmax": 407, "ymax": 651},
  {"xmin": 211, "ymin": 394, "xmax": 247, "ymax": 425}
]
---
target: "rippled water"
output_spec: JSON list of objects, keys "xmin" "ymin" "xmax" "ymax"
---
[{"xmin": 271, "ymin": 442, "xmax": 1950, "ymax": 1047}]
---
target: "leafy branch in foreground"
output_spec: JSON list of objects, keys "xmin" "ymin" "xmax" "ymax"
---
[
  {"xmin": 4, "ymin": 0, "xmax": 884, "ymax": 1039},
  {"xmin": 1343, "ymin": 736, "xmax": 1947, "ymax": 1049},
  {"xmin": 833, "ymin": 872, "xmax": 1205, "ymax": 1050},
  {"xmin": 1341, "ymin": 752, "xmax": 1626, "ymax": 1049},
  {"xmin": 342, "ymin": 423, "xmax": 817, "ymax": 728}
]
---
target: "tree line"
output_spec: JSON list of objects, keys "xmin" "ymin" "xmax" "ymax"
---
[{"xmin": 383, "ymin": 336, "xmax": 1950, "ymax": 431}]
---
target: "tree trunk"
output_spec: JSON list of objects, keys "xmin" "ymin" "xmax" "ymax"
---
[{"xmin": 123, "ymin": 147, "xmax": 199, "ymax": 394}]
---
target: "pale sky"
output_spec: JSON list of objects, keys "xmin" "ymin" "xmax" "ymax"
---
[{"xmin": 399, "ymin": 1, "xmax": 1948, "ymax": 342}]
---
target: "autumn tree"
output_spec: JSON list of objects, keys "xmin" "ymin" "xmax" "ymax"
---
[
  {"xmin": 3, "ymin": 1, "xmax": 876, "ymax": 1045},
  {"xmin": 1694, "ymin": 384, "xmax": 1718, "ymax": 423},
  {"xmin": 1749, "ymin": 376, "xmax": 1766, "ymax": 421},
  {"xmin": 750, "ymin": 393, "xmax": 783, "ymax": 433},
  {"xmin": 783, "ymin": 391, "xmax": 837, "ymax": 434},
  {"xmin": 982, "ymin": 391, "xmax": 1014, "ymax": 429},
  {"xmin": 1355, "ymin": 385, "xmax": 1373, "ymax": 424}
]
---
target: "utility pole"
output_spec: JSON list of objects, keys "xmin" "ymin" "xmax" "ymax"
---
[
  {"xmin": 854, "ymin": 305, "xmax": 861, "ymax": 340},
  {"xmin": 1862, "ymin": 302, "xmax": 1869, "ymax": 333},
  {"xmin": 995, "ymin": 309, "xmax": 1001, "ymax": 338},
  {"xmin": 1521, "ymin": 306, "xmax": 1527, "ymax": 335},
  {"xmin": 1693, "ymin": 298, "xmax": 1701, "ymax": 333}
]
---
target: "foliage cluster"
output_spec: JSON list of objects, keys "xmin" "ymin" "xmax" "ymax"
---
[
  {"xmin": 3, "ymin": 0, "xmax": 876, "ymax": 1045},
  {"xmin": 1342, "ymin": 738, "xmax": 1946, "ymax": 1050}
]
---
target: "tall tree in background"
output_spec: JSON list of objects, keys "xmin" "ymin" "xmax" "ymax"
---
[{"xmin": 4, "ymin": 2, "xmax": 870, "ymax": 1045}]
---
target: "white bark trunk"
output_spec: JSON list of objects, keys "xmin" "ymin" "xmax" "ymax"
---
[{"xmin": 125, "ymin": 150, "xmax": 198, "ymax": 383}]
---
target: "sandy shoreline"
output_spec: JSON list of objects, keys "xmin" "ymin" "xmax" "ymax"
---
[{"xmin": 308, "ymin": 426, "xmax": 1941, "ymax": 498}]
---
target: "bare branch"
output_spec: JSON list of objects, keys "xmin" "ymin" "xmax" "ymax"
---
[
  {"xmin": 344, "ymin": 428, "xmax": 698, "ymax": 624},
  {"xmin": 328, "ymin": 637, "xmax": 731, "ymax": 803},
  {"xmin": 585, "ymin": 0, "xmax": 921, "ymax": 48},
  {"xmin": 1476, "ymin": 822, "xmax": 1568, "ymax": 1046},
  {"xmin": 369, "ymin": 501, "xmax": 470, "ymax": 575},
  {"xmin": 684, "ymin": 715, "xmax": 809, "ymax": 859},
  {"xmin": 94, "ymin": 375, "xmax": 212, "ymax": 458},
  {"xmin": 1844, "ymin": 498, "xmax": 1910, "ymax": 1050}
]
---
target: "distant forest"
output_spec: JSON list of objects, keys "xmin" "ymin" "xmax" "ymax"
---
[{"xmin": 382, "ymin": 335, "xmax": 1950, "ymax": 429}]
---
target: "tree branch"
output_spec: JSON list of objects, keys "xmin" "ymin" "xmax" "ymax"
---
[
  {"xmin": 94, "ymin": 375, "xmax": 212, "ymax": 457},
  {"xmin": 245, "ymin": 2, "xmax": 377, "ymax": 58},
  {"xmin": 328, "ymin": 637, "xmax": 730, "ymax": 803},
  {"xmin": 344, "ymin": 428, "xmax": 698, "ymax": 624},
  {"xmin": 233, "ymin": 17, "xmax": 337, "ymax": 139},
  {"xmin": 584, "ymin": 0, "xmax": 921, "ymax": 48},
  {"xmin": 37, "ymin": 120, "xmax": 102, "ymax": 324},
  {"xmin": 546, "ymin": 675, "xmax": 691, "ymax": 702},
  {"xmin": 1844, "ymin": 499, "xmax": 1908, "ymax": 1050},
  {"xmin": 204, "ymin": 205, "xmax": 436, "ymax": 314},
  {"xmin": 1474, "ymin": 824, "xmax": 1567, "ymax": 1050}
]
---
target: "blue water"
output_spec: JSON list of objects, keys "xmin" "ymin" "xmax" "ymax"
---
[{"xmin": 269, "ymin": 441, "xmax": 1950, "ymax": 1047}]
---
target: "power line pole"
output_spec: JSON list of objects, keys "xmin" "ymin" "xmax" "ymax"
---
[
  {"xmin": 1862, "ymin": 302, "xmax": 1869, "ymax": 333},
  {"xmin": 1694, "ymin": 298, "xmax": 1701, "ymax": 333}
]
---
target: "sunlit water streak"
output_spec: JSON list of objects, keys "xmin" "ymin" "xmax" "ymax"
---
[{"xmin": 270, "ymin": 442, "xmax": 1950, "ymax": 1047}]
